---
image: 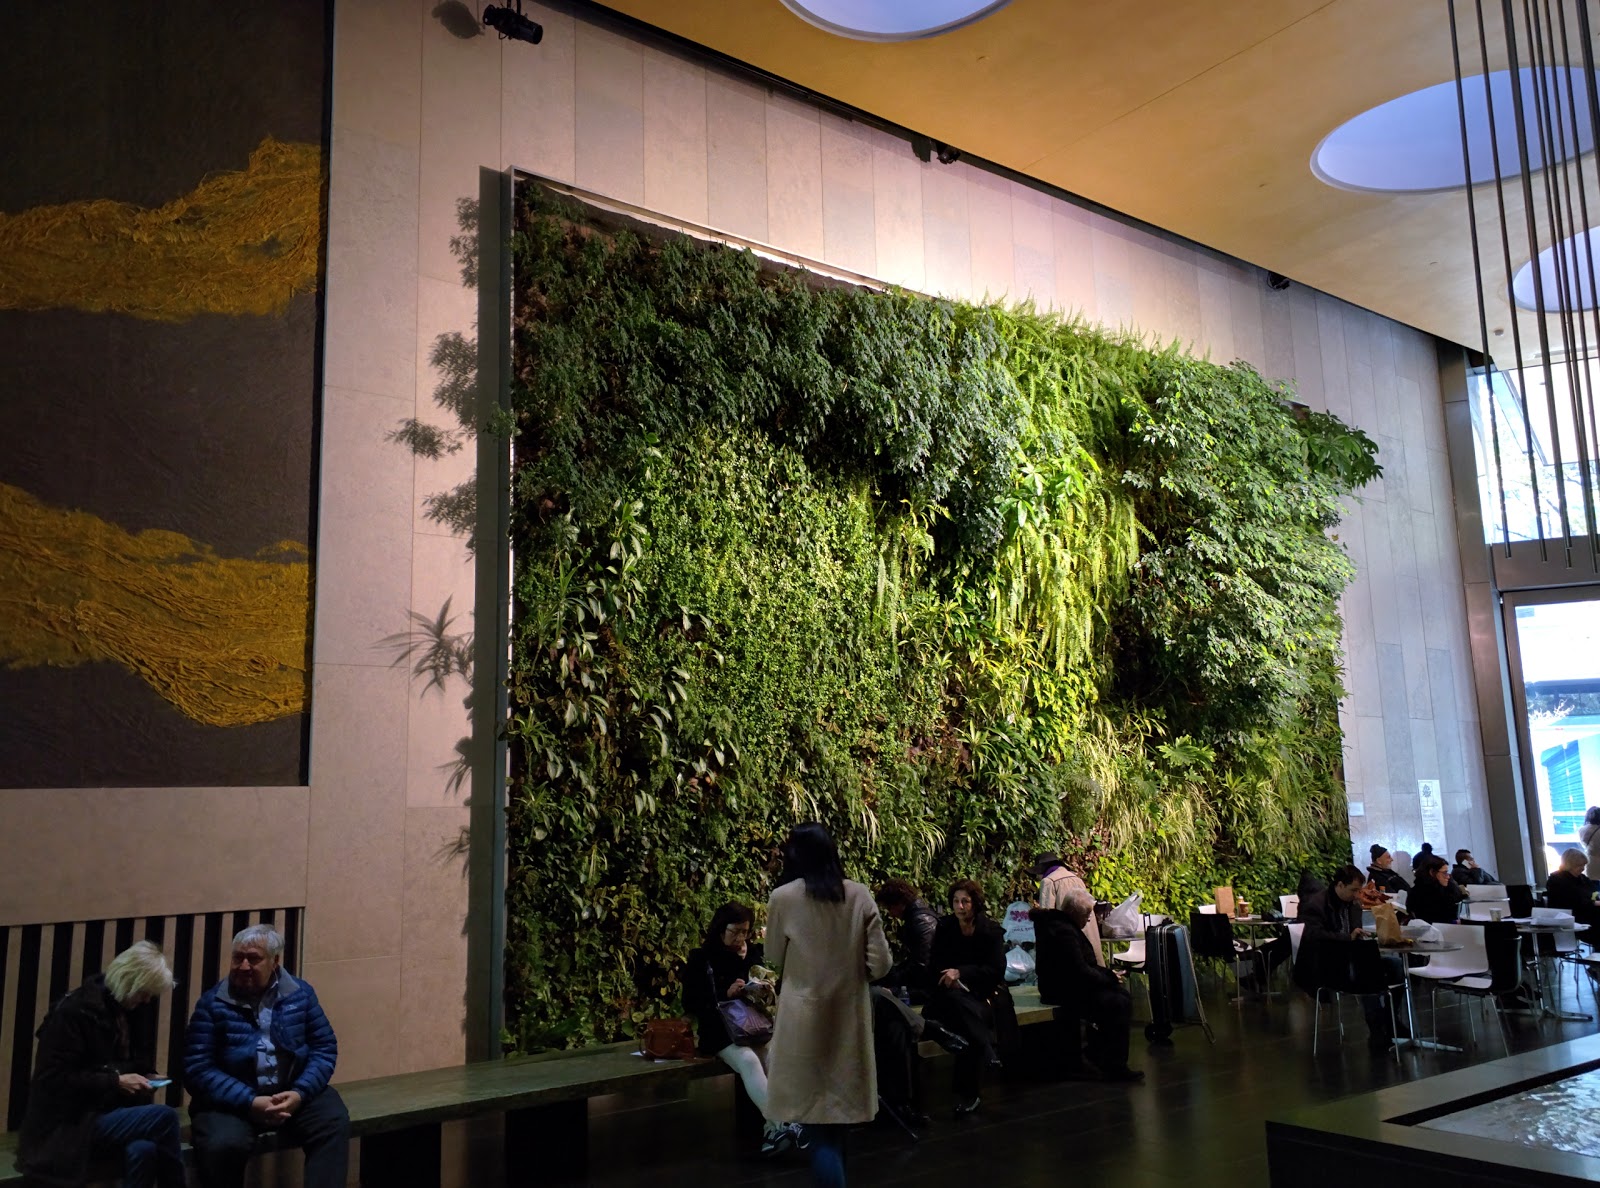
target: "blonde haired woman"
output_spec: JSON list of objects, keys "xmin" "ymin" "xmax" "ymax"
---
[{"xmin": 17, "ymin": 940, "xmax": 183, "ymax": 1188}]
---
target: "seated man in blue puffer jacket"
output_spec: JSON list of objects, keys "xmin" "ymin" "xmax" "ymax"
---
[{"xmin": 184, "ymin": 924, "xmax": 349, "ymax": 1188}]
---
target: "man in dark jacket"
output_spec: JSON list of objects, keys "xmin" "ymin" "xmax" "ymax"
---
[
  {"xmin": 1294, "ymin": 866, "xmax": 1408, "ymax": 1049},
  {"xmin": 875, "ymin": 879, "xmax": 938, "ymax": 999},
  {"xmin": 184, "ymin": 924, "xmax": 349, "ymax": 1188},
  {"xmin": 1366, "ymin": 845, "xmax": 1410, "ymax": 893},
  {"xmin": 1029, "ymin": 889, "xmax": 1142, "ymax": 1082},
  {"xmin": 871, "ymin": 879, "xmax": 967, "ymax": 1126},
  {"xmin": 1451, "ymin": 849, "xmax": 1499, "ymax": 886}
]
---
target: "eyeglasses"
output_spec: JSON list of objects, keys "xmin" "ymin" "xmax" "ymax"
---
[{"xmin": 723, "ymin": 924, "xmax": 751, "ymax": 937}]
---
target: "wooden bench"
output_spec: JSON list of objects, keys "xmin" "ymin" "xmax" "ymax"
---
[
  {"xmin": 0, "ymin": 1041, "xmax": 725, "ymax": 1186},
  {"xmin": 1, "ymin": 985, "xmax": 1056, "ymax": 1185}
]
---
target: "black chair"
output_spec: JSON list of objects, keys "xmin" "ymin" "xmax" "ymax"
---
[
  {"xmin": 1561, "ymin": 935, "xmax": 1600, "ymax": 1011},
  {"xmin": 1188, "ymin": 910, "xmax": 1266, "ymax": 999},
  {"xmin": 1507, "ymin": 884, "xmax": 1535, "ymax": 920},
  {"xmin": 1414, "ymin": 921, "xmax": 1522, "ymax": 1054},
  {"xmin": 1309, "ymin": 937, "xmax": 1403, "ymax": 1061}
]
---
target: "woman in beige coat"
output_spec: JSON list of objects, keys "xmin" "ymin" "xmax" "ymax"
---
[{"xmin": 766, "ymin": 823, "xmax": 892, "ymax": 1188}]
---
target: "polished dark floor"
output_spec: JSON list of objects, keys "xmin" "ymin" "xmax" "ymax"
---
[{"xmin": 559, "ymin": 969, "xmax": 1600, "ymax": 1188}]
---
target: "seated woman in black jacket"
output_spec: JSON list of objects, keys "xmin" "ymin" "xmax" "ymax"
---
[
  {"xmin": 17, "ymin": 941, "xmax": 183, "ymax": 1188},
  {"xmin": 682, "ymin": 902, "xmax": 794, "ymax": 1155},
  {"xmin": 1546, "ymin": 848, "xmax": 1600, "ymax": 925},
  {"xmin": 923, "ymin": 880, "xmax": 1005, "ymax": 1115},
  {"xmin": 1408, "ymin": 855, "xmax": 1467, "ymax": 924},
  {"xmin": 1029, "ymin": 888, "xmax": 1142, "ymax": 1082}
]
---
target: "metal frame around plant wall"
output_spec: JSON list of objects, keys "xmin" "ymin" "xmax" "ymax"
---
[{"xmin": 468, "ymin": 166, "xmax": 514, "ymax": 1062}]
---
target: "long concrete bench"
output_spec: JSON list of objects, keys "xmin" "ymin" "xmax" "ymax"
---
[{"xmin": 1, "ymin": 986, "xmax": 1054, "ymax": 1184}]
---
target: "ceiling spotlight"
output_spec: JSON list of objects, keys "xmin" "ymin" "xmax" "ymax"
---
[
  {"xmin": 484, "ymin": 1, "xmax": 543, "ymax": 44},
  {"xmin": 910, "ymin": 135, "xmax": 962, "ymax": 165}
]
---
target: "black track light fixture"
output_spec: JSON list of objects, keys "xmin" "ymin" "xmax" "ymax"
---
[
  {"xmin": 484, "ymin": 0, "xmax": 543, "ymax": 44},
  {"xmin": 910, "ymin": 135, "xmax": 961, "ymax": 166}
]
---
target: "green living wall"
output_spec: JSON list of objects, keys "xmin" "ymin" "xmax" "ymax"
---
[{"xmin": 503, "ymin": 186, "xmax": 1380, "ymax": 1049}]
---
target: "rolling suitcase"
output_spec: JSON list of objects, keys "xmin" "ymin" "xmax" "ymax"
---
[{"xmin": 1143, "ymin": 921, "xmax": 1214, "ymax": 1045}]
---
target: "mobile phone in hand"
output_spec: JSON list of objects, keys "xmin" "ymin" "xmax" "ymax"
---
[{"xmin": 146, "ymin": 1077, "xmax": 173, "ymax": 1089}]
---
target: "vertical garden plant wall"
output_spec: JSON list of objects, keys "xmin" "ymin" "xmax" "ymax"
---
[{"xmin": 503, "ymin": 185, "xmax": 1381, "ymax": 1049}]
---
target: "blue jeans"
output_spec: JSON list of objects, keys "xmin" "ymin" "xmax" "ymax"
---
[
  {"xmin": 91, "ymin": 1103, "xmax": 185, "ymax": 1188},
  {"xmin": 805, "ymin": 1124, "xmax": 848, "ymax": 1188},
  {"xmin": 191, "ymin": 1088, "xmax": 350, "ymax": 1188}
]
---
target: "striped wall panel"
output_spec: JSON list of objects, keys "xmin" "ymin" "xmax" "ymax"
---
[{"xmin": 0, "ymin": 906, "xmax": 303, "ymax": 1130}]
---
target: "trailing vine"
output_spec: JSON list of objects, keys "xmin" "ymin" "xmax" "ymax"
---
[{"xmin": 503, "ymin": 186, "xmax": 1379, "ymax": 1049}]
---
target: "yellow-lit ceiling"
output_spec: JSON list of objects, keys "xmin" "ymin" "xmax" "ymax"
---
[{"xmin": 597, "ymin": 0, "xmax": 1596, "ymax": 352}]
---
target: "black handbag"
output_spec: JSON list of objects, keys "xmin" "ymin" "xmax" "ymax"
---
[
  {"xmin": 708, "ymin": 960, "xmax": 773, "ymax": 1047},
  {"xmin": 716, "ymin": 996, "xmax": 773, "ymax": 1047}
]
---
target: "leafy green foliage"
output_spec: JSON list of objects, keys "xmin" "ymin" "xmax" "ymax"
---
[{"xmin": 503, "ymin": 186, "xmax": 1380, "ymax": 1049}]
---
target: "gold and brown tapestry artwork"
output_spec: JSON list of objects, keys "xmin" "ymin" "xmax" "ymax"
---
[
  {"xmin": 0, "ymin": 137, "xmax": 321, "ymax": 320},
  {"xmin": 0, "ymin": 483, "xmax": 309, "ymax": 727}
]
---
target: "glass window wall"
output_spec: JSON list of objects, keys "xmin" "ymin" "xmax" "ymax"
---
[{"xmin": 1469, "ymin": 360, "xmax": 1600, "ymax": 546}]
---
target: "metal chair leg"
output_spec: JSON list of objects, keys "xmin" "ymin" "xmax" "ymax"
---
[
  {"xmin": 1493, "ymin": 998, "xmax": 1511, "ymax": 1054},
  {"xmin": 1385, "ymin": 996, "xmax": 1400, "ymax": 1065}
]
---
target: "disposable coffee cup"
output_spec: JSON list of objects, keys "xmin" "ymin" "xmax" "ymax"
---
[{"xmin": 1489, "ymin": 907, "xmax": 1503, "ymax": 922}]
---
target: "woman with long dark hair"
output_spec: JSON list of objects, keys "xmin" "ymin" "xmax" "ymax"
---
[
  {"xmin": 765, "ymin": 823, "xmax": 892, "ymax": 1187},
  {"xmin": 682, "ymin": 901, "xmax": 795, "ymax": 1154},
  {"xmin": 923, "ymin": 878, "xmax": 1006, "ymax": 1114},
  {"xmin": 1408, "ymin": 854, "xmax": 1466, "ymax": 924}
]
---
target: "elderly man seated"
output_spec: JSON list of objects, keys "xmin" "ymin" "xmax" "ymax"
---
[
  {"xmin": 1029, "ymin": 888, "xmax": 1142, "ymax": 1083},
  {"xmin": 184, "ymin": 925, "xmax": 349, "ymax": 1188}
]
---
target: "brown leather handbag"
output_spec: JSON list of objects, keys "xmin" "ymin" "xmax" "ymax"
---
[{"xmin": 638, "ymin": 1016, "xmax": 696, "ymax": 1060}]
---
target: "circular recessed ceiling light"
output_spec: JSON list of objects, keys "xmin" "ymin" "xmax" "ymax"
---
[
  {"xmin": 779, "ymin": 0, "xmax": 1013, "ymax": 41},
  {"xmin": 1312, "ymin": 67, "xmax": 1598, "ymax": 193},
  {"xmin": 1512, "ymin": 228, "xmax": 1600, "ymax": 312}
]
